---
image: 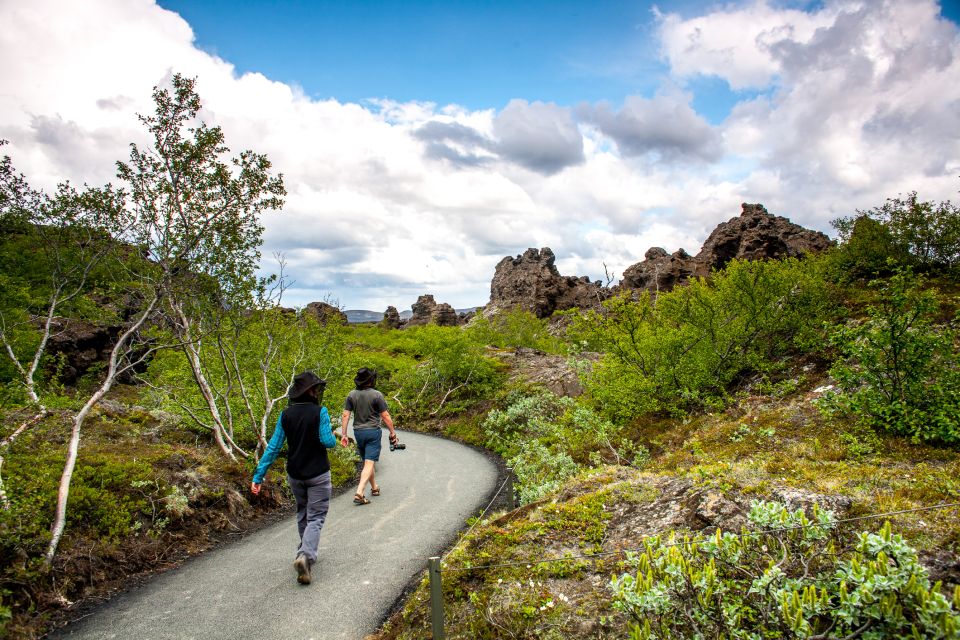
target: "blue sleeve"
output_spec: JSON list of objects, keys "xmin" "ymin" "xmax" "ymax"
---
[
  {"xmin": 252, "ymin": 415, "xmax": 286, "ymax": 484},
  {"xmin": 318, "ymin": 406, "xmax": 336, "ymax": 449}
]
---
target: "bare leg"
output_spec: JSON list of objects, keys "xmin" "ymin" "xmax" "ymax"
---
[{"xmin": 356, "ymin": 460, "xmax": 376, "ymax": 497}]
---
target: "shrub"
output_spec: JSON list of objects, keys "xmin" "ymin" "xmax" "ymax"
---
[
  {"xmin": 610, "ymin": 501, "xmax": 960, "ymax": 639},
  {"xmin": 571, "ymin": 257, "xmax": 835, "ymax": 416},
  {"xmin": 832, "ymin": 191, "xmax": 960, "ymax": 276},
  {"xmin": 467, "ymin": 307, "xmax": 564, "ymax": 353},
  {"xmin": 483, "ymin": 390, "xmax": 648, "ymax": 503},
  {"xmin": 825, "ymin": 270, "xmax": 960, "ymax": 444}
]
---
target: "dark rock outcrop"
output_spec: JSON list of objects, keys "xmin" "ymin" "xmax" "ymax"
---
[
  {"xmin": 487, "ymin": 247, "xmax": 608, "ymax": 319},
  {"xmin": 381, "ymin": 306, "xmax": 401, "ymax": 329},
  {"xmin": 44, "ymin": 317, "xmax": 124, "ymax": 385},
  {"xmin": 696, "ymin": 203, "xmax": 833, "ymax": 271},
  {"xmin": 405, "ymin": 295, "xmax": 462, "ymax": 327},
  {"xmin": 619, "ymin": 203, "xmax": 833, "ymax": 293},
  {"xmin": 406, "ymin": 295, "xmax": 438, "ymax": 327},
  {"xmin": 620, "ymin": 247, "xmax": 697, "ymax": 293},
  {"xmin": 303, "ymin": 301, "xmax": 347, "ymax": 325},
  {"xmin": 433, "ymin": 303, "xmax": 459, "ymax": 327}
]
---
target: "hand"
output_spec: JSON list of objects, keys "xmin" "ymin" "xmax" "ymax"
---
[
  {"xmin": 251, "ymin": 482, "xmax": 261, "ymax": 495},
  {"xmin": 340, "ymin": 435, "xmax": 350, "ymax": 447},
  {"xmin": 389, "ymin": 433, "xmax": 398, "ymax": 445}
]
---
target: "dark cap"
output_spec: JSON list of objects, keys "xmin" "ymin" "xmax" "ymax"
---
[
  {"xmin": 288, "ymin": 371, "xmax": 326, "ymax": 399},
  {"xmin": 353, "ymin": 367, "xmax": 377, "ymax": 389}
]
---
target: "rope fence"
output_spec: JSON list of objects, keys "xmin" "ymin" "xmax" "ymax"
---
[{"xmin": 426, "ymin": 500, "xmax": 960, "ymax": 639}]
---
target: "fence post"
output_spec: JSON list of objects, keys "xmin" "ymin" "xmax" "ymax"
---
[{"xmin": 428, "ymin": 556, "xmax": 445, "ymax": 640}]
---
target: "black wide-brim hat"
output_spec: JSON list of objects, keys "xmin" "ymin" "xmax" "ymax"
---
[
  {"xmin": 354, "ymin": 367, "xmax": 377, "ymax": 389},
  {"xmin": 289, "ymin": 371, "xmax": 326, "ymax": 399}
]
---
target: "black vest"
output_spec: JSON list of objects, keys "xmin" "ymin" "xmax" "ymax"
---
[{"xmin": 281, "ymin": 402, "xmax": 330, "ymax": 480}]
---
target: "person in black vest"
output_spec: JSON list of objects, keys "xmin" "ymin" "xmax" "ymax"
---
[
  {"xmin": 251, "ymin": 371, "xmax": 338, "ymax": 585},
  {"xmin": 340, "ymin": 367, "xmax": 398, "ymax": 505}
]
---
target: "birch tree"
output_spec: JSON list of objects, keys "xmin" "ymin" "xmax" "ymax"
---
[
  {"xmin": 117, "ymin": 74, "xmax": 285, "ymax": 460},
  {"xmin": 46, "ymin": 74, "xmax": 284, "ymax": 560}
]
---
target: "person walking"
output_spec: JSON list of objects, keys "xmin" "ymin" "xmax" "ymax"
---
[
  {"xmin": 341, "ymin": 367, "xmax": 398, "ymax": 505},
  {"xmin": 251, "ymin": 371, "xmax": 338, "ymax": 585}
]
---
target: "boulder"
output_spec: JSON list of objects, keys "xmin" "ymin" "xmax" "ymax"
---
[
  {"xmin": 44, "ymin": 317, "xmax": 124, "ymax": 385},
  {"xmin": 488, "ymin": 247, "xmax": 609, "ymax": 318},
  {"xmin": 303, "ymin": 301, "xmax": 347, "ymax": 325}
]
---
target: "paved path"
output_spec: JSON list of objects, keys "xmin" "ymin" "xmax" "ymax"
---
[{"xmin": 54, "ymin": 430, "xmax": 499, "ymax": 640}]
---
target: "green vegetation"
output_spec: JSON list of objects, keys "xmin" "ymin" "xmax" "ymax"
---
[
  {"xmin": 569, "ymin": 257, "xmax": 836, "ymax": 420},
  {"xmin": 611, "ymin": 502, "xmax": 960, "ymax": 639}
]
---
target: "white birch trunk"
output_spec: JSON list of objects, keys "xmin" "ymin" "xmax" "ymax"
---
[{"xmin": 45, "ymin": 295, "xmax": 158, "ymax": 562}]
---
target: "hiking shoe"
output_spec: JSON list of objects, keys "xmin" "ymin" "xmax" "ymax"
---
[{"xmin": 294, "ymin": 554, "xmax": 311, "ymax": 585}]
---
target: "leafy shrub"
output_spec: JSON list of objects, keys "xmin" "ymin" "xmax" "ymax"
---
[
  {"xmin": 398, "ymin": 325, "xmax": 501, "ymax": 416},
  {"xmin": 610, "ymin": 501, "xmax": 960, "ymax": 639},
  {"xmin": 824, "ymin": 270, "xmax": 960, "ymax": 444},
  {"xmin": 467, "ymin": 307, "xmax": 564, "ymax": 353},
  {"xmin": 510, "ymin": 441, "xmax": 580, "ymax": 504},
  {"xmin": 832, "ymin": 191, "xmax": 960, "ymax": 276},
  {"xmin": 571, "ymin": 257, "xmax": 835, "ymax": 417},
  {"xmin": 483, "ymin": 390, "xmax": 648, "ymax": 504},
  {"xmin": 828, "ymin": 215, "xmax": 906, "ymax": 280}
]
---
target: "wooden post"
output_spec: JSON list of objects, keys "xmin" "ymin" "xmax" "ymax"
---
[{"xmin": 428, "ymin": 556, "xmax": 445, "ymax": 639}]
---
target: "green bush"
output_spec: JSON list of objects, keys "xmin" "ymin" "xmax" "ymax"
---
[
  {"xmin": 467, "ymin": 307, "xmax": 564, "ymax": 353},
  {"xmin": 824, "ymin": 270, "xmax": 960, "ymax": 444},
  {"xmin": 571, "ymin": 257, "xmax": 835, "ymax": 417},
  {"xmin": 832, "ymin": 191, "xmax": 960, "ymax": 276},
  {"xmin": 610, "ymin": 501, "xmax": 960, "ymax": 639},
  {"xmin": 483, "ymin": 390, "xmax": 648, "ymax": 504}
]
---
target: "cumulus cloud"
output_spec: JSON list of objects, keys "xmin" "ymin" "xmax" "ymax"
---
[
  {"xmin": 582, "ymin": 94, "xmax": 723, "ymax": 162},
  {"xmin": 491, "ymin": 100, "xmax": 585, "ymax": 174},
  {"xmin": 414, "ymin": 100, "xmax": 585, "ymax": 175}
]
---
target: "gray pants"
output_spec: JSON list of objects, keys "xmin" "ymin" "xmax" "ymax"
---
[{"xmin": 287, "ymin": 471, "xmax": 332, "ymax": 564}]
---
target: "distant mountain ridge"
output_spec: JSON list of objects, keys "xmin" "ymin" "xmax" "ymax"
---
[{"xmin": 344, "ymin": 308, "xmax": 480, "ymax": 324}]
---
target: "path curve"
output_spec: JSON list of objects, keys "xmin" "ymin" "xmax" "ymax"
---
[{"xmin": 53, "ymin": 429, "xmax": 499, "ymax": 640}]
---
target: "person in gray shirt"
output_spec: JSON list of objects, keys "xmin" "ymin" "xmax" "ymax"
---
[{"xmin": 340, "ymin": 367, "xmax": 398, "ymax": 505}]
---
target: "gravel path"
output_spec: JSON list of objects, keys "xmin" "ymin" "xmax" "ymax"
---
[{"xmin": 53, "ymin": 429, "xmax": 498, "ymax": 640}]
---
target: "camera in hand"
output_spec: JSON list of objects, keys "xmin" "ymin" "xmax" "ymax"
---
[{"xmin": 389, "ymin": 437, "xmax": 405, "ymax": 451}]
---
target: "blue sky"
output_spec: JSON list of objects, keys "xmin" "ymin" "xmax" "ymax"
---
[
  {"xmin": 159, "ymin": 0, "xmax": 667, "ymax": 109},
  {"xmin": 3, "ymin": 0, "xmax": 960, "ymax": 310}
]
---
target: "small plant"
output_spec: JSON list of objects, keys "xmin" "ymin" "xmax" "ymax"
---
[{"xmin": 610, "ymin": 501, "xmax": 960, "ymax": 639}]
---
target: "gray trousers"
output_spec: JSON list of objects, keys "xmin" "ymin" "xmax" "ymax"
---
[{"xmin": 287, "ymin": 470, "xmax": 332, "ymax": 564}]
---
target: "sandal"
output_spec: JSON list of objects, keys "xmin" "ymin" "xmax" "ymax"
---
[
  {"xmin": 353, "ymin": 493, "xmax": 370, "ymax": 505},
  {"xmin": 371, "ymin": 486, "xmax": 381, "ymax": 497}
]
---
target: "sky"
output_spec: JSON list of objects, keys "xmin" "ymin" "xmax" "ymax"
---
[{"xmin": 2, "ymin": 0, "xmax": 959, "ymax": 311}]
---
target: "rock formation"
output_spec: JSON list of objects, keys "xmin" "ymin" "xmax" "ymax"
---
[
  {"xmin": 404, "ymin": 295, "xmax": 462, "ymax": 327},
  {"xmin": 620, "ymin": 247, "xmax": 697, "ymax": 294},
  {"xmin": 406, "ymin": 294, "xmax": 438, "ymax": 327},
  {"xmin": 487, "ymin": 247, "xmax": 608, "ymax": 319},
  {"xmin": 381, "ymin": 305, "xmax": 401, "ymax": 329},
  {"xmin": 303, "ymin": 301, "xmax": 348, "ymax": 325},
  {"xmin": 44, "ymin": 317, "xmax": 125, "ymax": 385},
  {"xmin": 432, "ymin": 303, "xmax": 460, "ymax": 327},
  {"xmin": 696, "ymin": 203, "xmax": 833, "ymax": 271},
  {"xmin": 619, "ymin": 203, "xmax": 833, "ymax": 294}
]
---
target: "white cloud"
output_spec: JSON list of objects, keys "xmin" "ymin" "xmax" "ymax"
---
[{"xmin": 656, "ymin": 0, "xmax": 838, "ymax": 89}]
